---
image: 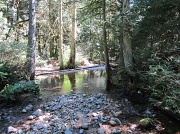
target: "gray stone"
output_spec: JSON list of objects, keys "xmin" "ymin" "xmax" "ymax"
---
[
  {"xmin": 25, "ymin": 104, "xmax": 33, "ymax": 111},
  {"xmin": 79, "ymin": 129, "xmax": 84, "ymax": 134},
  {"xmin": 97, "ymin": 105, "xmax": 101, "ymax": 109},
  {"xmin": 111, "ymin": 129, "xmax": 122, "ymax": 134},
  {"xmin": 33, "ymin": 109, "xmax": 43, "ymax": 116},
  {"xmin": 28, "ymin": 115, "xmax": 34, "ymax": 120},
  {"xmin": 92, "ymin": 112, "xmax": 98, "ymax": 117},
  {"xmin": 22, "ymin": 109, "xmax": 27, "ymax": 113},
  {"xmin": 109, "ymin": 120, "xmax": 117, "ymax": 126},
  {"xmin": 81, "ymin": 123, "xmax": 89, "ymax": 130},
  {"xmin": 98, "ymin": 127, "xmax": 105, "ymax": 134},
  {"xmin": 111, "ymin": 118, "xmax": 121, "ymax": 125},
  {"xmin": 95, "ymin": 93, "xmax": 102, "ymax": 98},
  {"xmin": 17, "ymin": 129, "xmax": 23, "ymax": 134},
  {"xmin": 64, "ymin": 129, "xmax": 72, "ymax": 134},
  {"xmin": 8, "ymin": 126, "xmax": 17, "ymax": 134},
  {"xmin": 114, "ymin": 111, "xmax": 122, "ymax": 117}
]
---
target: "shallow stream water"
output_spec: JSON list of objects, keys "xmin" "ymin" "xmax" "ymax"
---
[{"xmin": 35, "ymin": 66, "xmax": 108, "ymax": 98}]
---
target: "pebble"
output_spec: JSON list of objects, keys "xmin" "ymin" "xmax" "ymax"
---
[{"xmin": 4, "ymin": 93, "xmax": 142, "ymax": 134}]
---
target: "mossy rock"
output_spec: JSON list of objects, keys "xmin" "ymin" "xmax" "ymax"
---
[{"xmin": 139, "ymin": 118, "xmax": 153, "ymax": 129}]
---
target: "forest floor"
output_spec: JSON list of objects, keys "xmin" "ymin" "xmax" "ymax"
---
[
  {"xmin": 0, "ymin": 63, "xmax": 180, "ymax": 134},
  {"xmin": 0, "ymin": 89, "xmax": 180, "ymax": 134}
]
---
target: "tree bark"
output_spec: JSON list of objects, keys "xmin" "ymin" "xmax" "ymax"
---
[
  {"xmin": 26, "ymin": 0, "xmax": 36, "ymax": 80},
  {"xmin": 122, "ymin": 0, "xmax": 133, "ymax": 72},
  {"xmin": 68, "ymin": 0, "xmax": 76, "ymax": 68},
  {"xmin": 59, "ymin": 0, "xmax": 64, "ymax": 70},
  {"xmin": 102, "ymin": 0, "xmax": 111, "ymax": 81},
  {"xmin": 49, "ymin": 0, "xmax": 54, "ymax": 58}
]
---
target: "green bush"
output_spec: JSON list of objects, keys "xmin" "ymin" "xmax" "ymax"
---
[
  {"xmin": 0, "ymin": 80, "xmax": 39, "ymax": 101},
  {"xmin": 0, "ymin": 41, "xmax": 27, "ymax": 90},
  {"xmin": 136, "ymin": 51, "xmax": 180, "ymax": 111}
]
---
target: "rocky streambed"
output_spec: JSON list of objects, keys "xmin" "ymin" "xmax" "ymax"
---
[{"xmin": 1, "ymin": 91, "xmax": 179, "ymax": 134}]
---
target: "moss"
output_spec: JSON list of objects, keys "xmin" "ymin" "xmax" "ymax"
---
[{"xmin": 139, "ymin": 118, "xmax": 153, "ymax": 129}]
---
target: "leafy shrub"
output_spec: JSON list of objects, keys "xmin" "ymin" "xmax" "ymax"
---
[
  {"xmin": 0, "ymin": 62, "xmax": 26, "ymax": 90},
  {"xmin": 136, "ymin": 50, "xmax": 180, "ymax": 111},
  {"xmin": 0, "ymin": 41, "xmax": 27, "ymax": 90},
  {"xmin": 0, "ymin": 80, "xmax": 39, "ymax": 101}
]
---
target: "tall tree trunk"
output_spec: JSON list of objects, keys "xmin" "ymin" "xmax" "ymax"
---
[
  {"xmin": 122, "ymin": 0, "xmax": 133, "ymax": 72},
  {"xmin": 15, "ymin": 0, "xmax": 20, "ymax": 41},
  {"xmin": 89, "ymin": 17, "xmax": 93, "ymax": 61},
  {"xmin": 102, "ymin": 0, "xmax": 111, "ymax": 81},
  {"xmin": 26, "ymin": 0, "xmax": 36, "ymax": 80},
  {"xmin": 49, "ymin": 0, "xmax": 54, "ymax": 58},
  {"xmin": 58, "ymin": 0, "xmax": 64, "ymax": 70},
  {"xmin": 68, "ymin": 0, "xmax": 76, "ymax": 68}
]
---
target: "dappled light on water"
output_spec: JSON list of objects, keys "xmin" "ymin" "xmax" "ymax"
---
[{"xmin": 35, "ymin": 70, "xmax": 107, "ymax": 98}]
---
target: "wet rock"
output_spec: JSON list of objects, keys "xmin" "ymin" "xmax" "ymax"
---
[
  {"xmin": 139, "ymin": 118, "xmax": 153, "ymax": 129},
  {"xmin": 81, "ymin": 123, "xmax": 89, "ymax": 130},
  {"xmin": 8, "ymin": 126, "xmax": 17, "ymax": 134},
  {"xmin": 25, "ymin": 104, "xmax": 33, "ymax": 111}
]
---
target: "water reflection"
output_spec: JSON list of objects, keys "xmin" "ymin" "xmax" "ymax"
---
[{"xmin": 35, "ymin": 69, "xmax": 107, "ymax": 98}]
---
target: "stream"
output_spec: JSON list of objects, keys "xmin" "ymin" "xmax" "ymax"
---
[{"xmin": 0, "ymin": 66, "xmax": 179, "ymax": 134}]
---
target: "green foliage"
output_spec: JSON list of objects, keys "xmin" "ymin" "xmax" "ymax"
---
[
  {"xmin": 0, "ymin": 81, "xmax": 39, "ymax": 101},
  {"xmin": 136, "ymin": 52, "xmax": 180, "ymax": 111},
  {"xmin": 0, "ymin": 41, "xmax": 28, "ymax": 89}
]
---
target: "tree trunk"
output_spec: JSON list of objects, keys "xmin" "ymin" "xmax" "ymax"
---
[
  {"xmin": 123, "ymin": 34, "xmax": 133, "ymax": 71},
  {"xmin": 68, "ymin": 0, "xmax": 76, "ymax": 68},
  {"xmin": 122, "ymin": 0, "xmax": 133, "ymax": 72},
  {"xmin": 26, "ymin": 0, "xmax": 36, "ymax": 80},
  {"xmin": 49, "ymin": 0, "xmax": 54, "ymax": 58},
  {"xmin": 102, "ymin": 0, "xmax": 111, "ymax": 81},
  {"xmin": 58, "ymin": 0, "xmax": 64, "ymax": 70}
]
